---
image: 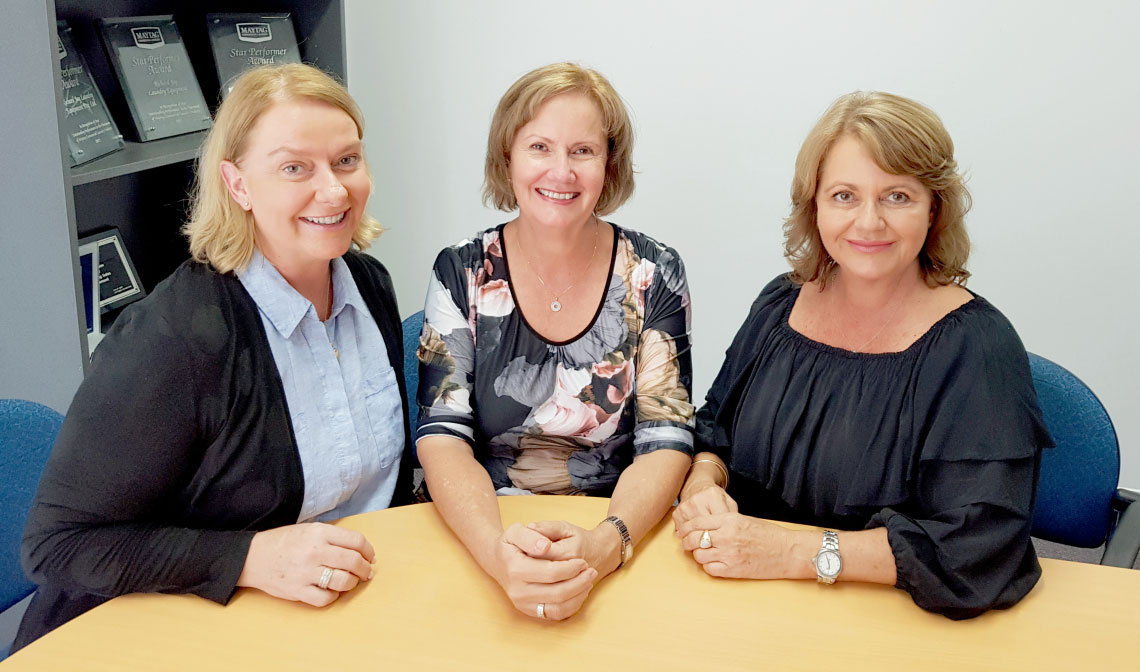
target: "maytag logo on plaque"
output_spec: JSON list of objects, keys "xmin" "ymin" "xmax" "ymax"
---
[
  {"xmin": 237, "ymin": 23, "xmax": 272, "ymax": 43},
  {"xmin": 207, "ymin": 13, "xmax": 301, "ymax": 98},
  {"xmin": 56, "ymin": 20, "xmax": 125, "ymax": 166},
  {"xmin": 99, "ymin": 15, "xmax": 212, "ymax": 141},
  {"xmin": 130, "ymin": 27, "xmax": 164, "ymax": 49}
]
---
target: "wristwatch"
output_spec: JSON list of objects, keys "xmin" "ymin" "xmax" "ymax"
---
[
  {"xmin": 603, "ymin": 516, "xmax": 633, "ymax": 568},
  {"xmin": 812, "ymin": 530, "xmax": 842, "ymax": 584}
]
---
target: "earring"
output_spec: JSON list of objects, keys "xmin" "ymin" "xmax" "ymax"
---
[{"xmin": 242, "ymin": 201, "xmax": 250, "ymax": 209}]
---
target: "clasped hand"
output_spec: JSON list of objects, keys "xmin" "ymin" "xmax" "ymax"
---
[
  {"xmin": 673, "ymin": 484, "xmax": 791, "ymax": 579},
  {"xmin": 490, "ymin": 520, "xmax": 613, "ymax": 621},
  {"xmin": 238, "ymin": 522, "xmax": 375, "ymax": 607}
]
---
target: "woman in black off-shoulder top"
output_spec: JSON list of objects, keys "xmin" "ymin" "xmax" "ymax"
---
[{"xmin": 672, "ymin": 91, "xmax": 1052, "ymax": 619}]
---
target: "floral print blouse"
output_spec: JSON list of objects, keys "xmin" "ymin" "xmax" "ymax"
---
[{"xmin": 416, "ymin": 222, "xmax": 695, "ymax": 495}]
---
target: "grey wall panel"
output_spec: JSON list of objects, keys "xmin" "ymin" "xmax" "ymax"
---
[{"xmin": 0, "ymin": 0, "xmax": 86, "ymax": 413}]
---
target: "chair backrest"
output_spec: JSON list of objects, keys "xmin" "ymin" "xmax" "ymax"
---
[
  {"xmin": 1028, "ymin": 353, "xmax": 1120, "ymax": 548},
  {"xmin": 401, "ymin": 311, "xmax": 424, "ymax": 444},
  {"xmin": 0, "ymin": 399, "xmax": 63, "ymax": 611}
]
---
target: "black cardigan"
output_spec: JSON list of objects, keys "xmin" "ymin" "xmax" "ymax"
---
[{"xmin": 14, "ymin": 252, "xmax": 415, "ymax": 651}]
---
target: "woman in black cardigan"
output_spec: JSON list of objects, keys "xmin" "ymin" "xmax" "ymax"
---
[{"xmin": 15, "ymin": 64, "xmax": 414, "ymax": 650}]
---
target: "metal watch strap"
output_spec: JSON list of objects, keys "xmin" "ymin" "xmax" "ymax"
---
[
  {"xmin": 603, "ymin": 516, "xmax": 632, "ymax": 568},
  {"xmin": 815, "ymin": 530, "xmax": 841, "ymax": 584}
]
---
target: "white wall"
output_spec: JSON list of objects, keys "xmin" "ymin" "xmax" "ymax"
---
[{"xmin": 345, "ymin": 0, "xmax": 1140, "ymax": 488}]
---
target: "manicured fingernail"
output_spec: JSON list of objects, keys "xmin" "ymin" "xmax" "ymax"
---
[{"xmin": 368, "ymin": 570, "xmax": 374, "ymax": 580}]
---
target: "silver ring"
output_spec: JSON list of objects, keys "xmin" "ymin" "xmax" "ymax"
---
[
  {"xmin": 699, "ymin": 530, "xmax": 712, "ymax": 549},
  {"xmin": 318, "ymin": 567, "xmax": 334, "ymax": 590},
  {"xmin": 536, "ymin": 603, "xmax": 546, "ymax": 619}
]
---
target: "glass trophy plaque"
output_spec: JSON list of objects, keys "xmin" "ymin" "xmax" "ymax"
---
[
  {"xmin": 207, "ymin": 13, "xmax": 302, "ymax": 98},
  {"xmin": 57, "ymin": 20, "xmax": 124, "ymax": 166},
  {"xmin": 98, "ymin": 15, "xmax": 212, "ymax": 141}
]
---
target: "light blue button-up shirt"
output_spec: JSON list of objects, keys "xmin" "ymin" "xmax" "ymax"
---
[{"xmin": 238, "ymin": 250, "xmax": 404, "ymax": 522}]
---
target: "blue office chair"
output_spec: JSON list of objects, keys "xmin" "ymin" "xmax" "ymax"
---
[
  {"xmin": 0, "ymin": 399, "xmax": 63, "ymax": 659},
  {"xmin": 1028, "ymin": 354, "xmax": 1139, "ymax": 568},
  {"xmin": 402, "ymin": 311, "xmax": 424, "ymax": 464}
]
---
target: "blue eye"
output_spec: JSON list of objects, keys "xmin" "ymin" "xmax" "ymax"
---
[{"xmin": 282, "ymin": 164, "xmax": 302, "ymax": 175}]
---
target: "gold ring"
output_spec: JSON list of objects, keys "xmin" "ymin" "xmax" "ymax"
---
[
  {"xmin": 699, "ymin": 530, "xmax": 712, "ymax": 549},
  {"xmin": 536, "ymin": 603, "xmax": 546, "ymax": 619}
]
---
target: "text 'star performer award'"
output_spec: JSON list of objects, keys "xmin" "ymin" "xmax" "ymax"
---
[{"xmin": 207, "ymin": 13, "xmax": 301, "ymax": 99}]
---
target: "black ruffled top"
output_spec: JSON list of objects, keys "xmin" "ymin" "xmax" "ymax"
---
[{"xmin": 696, "ymin": 275, "xmax": 1053, "ymax": 619}]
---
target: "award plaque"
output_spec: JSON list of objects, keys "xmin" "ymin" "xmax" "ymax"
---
[
  {"xmin": 98, "ymin": 15, "xmax": 212, "ymax": 141},
  {"xmin": 57, "ymin": 21, "xmax": 124, "ymax": 166},
  {"xmin": 207, "ymin": 13, "xmax": 301, "ymax": 98},
  {"xmin": 77, "ymin": 229, "xmax": 145, "ymax": 312}
]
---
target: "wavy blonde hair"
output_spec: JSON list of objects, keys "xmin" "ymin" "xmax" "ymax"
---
[
  {"xmin": 784, "ymin": 91, "xmax": 972, "ymax": 288},
  {"xmin": 184, "ymin": 63, "xmax": 381, "ymax": 274},
  {"xmin": 483, "ymin": 62, "xmax": 635, "ymax": 216}
]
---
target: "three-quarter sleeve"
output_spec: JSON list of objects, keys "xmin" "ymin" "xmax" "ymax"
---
[
  {"xmin": 21, "ymin": 302, "xmax": 255, "ymax": 605},
  {"xmin": 871, "ymin": 457, "xmax": 1042, "ymax": 619},
  {"xmin": 632, "ymin": 246, "xmax": 696, "ymax": 456},
  {"xmin": 415, "ymin": 247, "xmax": 478, "ymax": 447},
  {"xmin": 868, "ymin": 312, "xmax": 1053, "ymax": 619}
]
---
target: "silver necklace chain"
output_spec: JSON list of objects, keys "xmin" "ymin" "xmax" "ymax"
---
[
  {"xmin": 516, "ymin": 216, "xmax": 599, "ymax": 312},
  {"xmin": 843, "ymin": 284, "xmax": 910, "ymax": 354},
  {"xmin": 852, "ymin": 311, "xmax": 901, "ymax": 353}
]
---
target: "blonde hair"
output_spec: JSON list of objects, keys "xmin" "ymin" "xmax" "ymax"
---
[
  {"xmin": 483, "ymin": 63, "xmax": 635, "ymax": 216},
  {"xmin": 184, "ymin": 63, "xmax": 382, "ymax": 273},
  {"xmin": 784, "ymin": 91, "xmax": 972, "ymax": 288}
]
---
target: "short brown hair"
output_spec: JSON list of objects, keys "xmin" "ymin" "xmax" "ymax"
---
[
  {"xmin": 483, "ymin": 63, "xmax": 635, "ymax": 216},
  {"xmin": 784, "ymin": 91, "xmax": 972, "ymax": 288},
  {"xmin": 184, "ymin": 63, "xmax": 382, "ymax": 274}
]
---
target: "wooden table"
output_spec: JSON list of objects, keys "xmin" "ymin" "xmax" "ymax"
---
[{"xmin": 4, "ymin": 496, "xmax": 1138, "ymax": 670}]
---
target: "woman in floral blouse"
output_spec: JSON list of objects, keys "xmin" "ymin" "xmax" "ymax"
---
[{"xmin": 416, "ymin": 63, "xmax": 695, "ymax": 622}]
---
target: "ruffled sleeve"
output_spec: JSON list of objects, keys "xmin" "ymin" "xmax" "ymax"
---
[{"xmin": 868, "ymin": 301, "xmax": 1053, "ymax": 619}]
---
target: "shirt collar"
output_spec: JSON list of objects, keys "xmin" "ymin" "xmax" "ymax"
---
[
  {"xmin": 330, "ymin": 254, "xmax": 368, "ymax": 319},
  {"xmin": 239, "ymin": 249, "xmax": 361, "ymax": 339}
]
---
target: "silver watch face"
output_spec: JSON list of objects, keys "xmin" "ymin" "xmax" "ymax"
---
[{"xmin": 816, "ymin": 550, "xmax": 841, "ymax": 577}]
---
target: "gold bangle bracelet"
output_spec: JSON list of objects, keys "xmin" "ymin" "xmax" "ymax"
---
[{"xmin": 690, "ymin": 458, "xmax": 729, "ymax": 490}]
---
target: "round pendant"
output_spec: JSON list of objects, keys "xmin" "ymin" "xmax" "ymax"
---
[{"xmin": 550, "ymin": 300, "xmax": 562, "ymax": 312}]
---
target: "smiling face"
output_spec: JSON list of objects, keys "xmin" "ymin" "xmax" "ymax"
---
[
  {"xmin": 508, "ymin": 93, "xmax": 607, "ymax": 230},
  {"xmin": 815, "ymin": 134, "xmax": 933, "ymax": 285},
  {"xmin": 220, "ymin": 99, "xmax": 370, "ymax": 278}
]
